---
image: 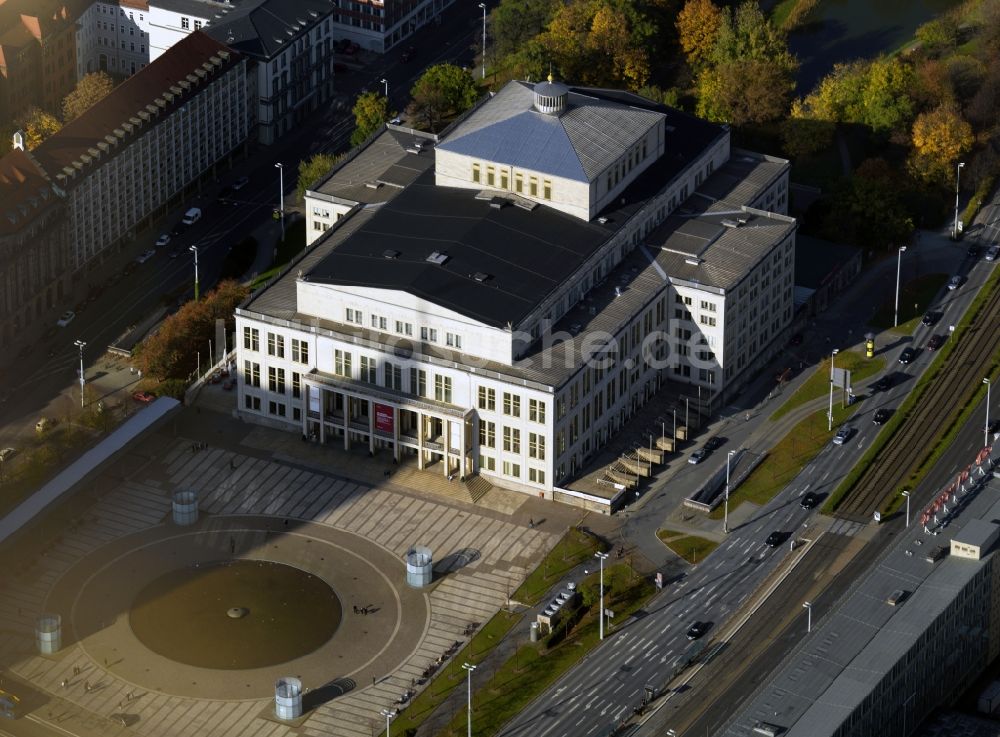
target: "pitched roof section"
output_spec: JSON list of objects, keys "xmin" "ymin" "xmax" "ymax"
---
[
  {"xmin": 0, "ymin": 148, "xmax": 58, "ymax": 236},
  {"xmin": 32, "ymin": 31, "xmax": 240, "ymax": 182},
  {"xmin": 436, "ymin": 80, "xmax": 665, "ymax": 182},
  {"xmin": 202, "ymin": 0, "xmax": 333, "ymax": 61}
]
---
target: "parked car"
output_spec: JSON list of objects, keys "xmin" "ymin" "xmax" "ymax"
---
[
  {"xmin": 921, "ymin": 311, "xmax": 941, "ymax": 326},
  {"xmin": 181, "ymin": 207, "xmax": 202, "ymax": 225},
  {"xmin": 35, "ymin": 417, "xmax": 54, "ymax": 433},
  {"xmin": 986, "ymin": 245, "xmax": 999, "ymax": 261},
  {"xmin": 968, "ymin": 245, "xmax": 980, "ymax": 259},
  {"xmin": 947, "ymin": 275, "xmax": 964, "ymax": 290},
  {"xmin": 926, "ymin": 334, "xmax": 944, "ymax": 351},
  {"xmin": 0, "ymin": 447, "xmax": 16, "ymax": 462},
  {"xmin": 898, "ymin": 347, "xmax": 917, "ymax": 365},
  {"xmin": 872, "ymin": 408, "xmax": 891, "ymax": 425},
  {"xmin": 873, "ymin": 375, "xmax": 892, "ymax": 392},
  {"xmin": 132, "ymin": 390, "xmax": 156, "ymax": 404},
  {"xmin": 833, "ymin": 426, "xmax": 853, "ymax": 445},
  {"xmin": 703, "ymin": 436, "xmax": 725, "ymax": 451},
  {"xmin": 155, "ymin": 233, "xmax": 171, "ymax": 247},
  {"xmin": 765, "ymin": 531, "xmax": 784, "ymax": 547},
  {"xmin": 136, "ymin": 249, "xmax": 156, "ymax": 264},
  {"xmin": 800, "ymin": 492, "xmax": 819, "ymax": 509},
  {"xmin": 688, "ymin": 448, "xmax": 709, "ymax": 465},
  {"xmin": 686, "ymin": 621, "xmax": 709, "ymax": 640},
  {"xmin": 56, "ymin": 310, "xmax": 75, "ymax": 327}
]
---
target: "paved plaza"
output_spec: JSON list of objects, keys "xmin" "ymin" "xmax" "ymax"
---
[{"xmin": 0, "ymin": 409, "xmax": 565, "ymax": 737}]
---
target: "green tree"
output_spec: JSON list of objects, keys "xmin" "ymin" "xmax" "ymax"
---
[
  {"xmin": 711, "ymin": 0, "xmax": 796, "ymax": 75},
  {"xmin": 914, "ymin": 16, "xmax": 958, "ymax": 56},
  {"xmin": 15, "ymin": 107, "xmax": 62, "ymax": 149},
  {"xmin": 819, "ymin": 158, "xmax": 914, "ymax": 251},
  {"xmin": 296, "ymin": 153, "xmax": 339, "ymax": 203},
  {"xmin": 795, "ymin": 57, "xmax": 914, "ymax": 134},
  {"xmin": 62, "ymin": 72, "xmax": 115, "ymax": 122},
  {"xmin": 408, "ymin": 63, "xmax": 479, "ymax": 132},
  {"xmin": 696, "ymin": 58, "xmax": 793, "ymax": 124},
  {"xmin": 490, "ymin": 0, "xmax": 556, "ymax": 61},
  {"xmin": 675, "ymin": 0, "xmax": 722, "ymax": 69},
  {"xmin": 780, "ymin": 111, "xmax": 835, "ymax": 158},
  {"xmin": 908, "ymin": 105, "xmax": 974, "ymax": 185},
  {"xmin": 351, "ymin": 91, "xmax": 390, "ymax": 147}
]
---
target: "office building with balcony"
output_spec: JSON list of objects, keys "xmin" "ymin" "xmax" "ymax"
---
[{"xmin": 235, "ymin": 79, "xmax": 794, "ymax": 505}]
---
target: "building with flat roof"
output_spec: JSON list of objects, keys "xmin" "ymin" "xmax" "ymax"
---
[
  {"xmin": 328, "ymin": 0, "xmax": 456, "ymax": 53},
  {"xmin": 0, "ymin": 30, "xmax": 247, "ymax": 362},
  {"xmin": 235, "ymin": 80, "xmax": 793, "ymax": 504},
  {"xmin": 721, "ymin": 448, "xmax": 1000, "ymax": 737}
]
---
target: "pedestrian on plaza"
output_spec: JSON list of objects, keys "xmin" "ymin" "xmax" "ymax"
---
[
  {"xmin": 84, "ymin": 681, "xmax": 91, "ymax": 692},
  {"xmin": 529, "ymin": 518, "xmax": 534, "ymax": 529},
  {"xmin": 60, "ymin": 679, "xmax": 67, "ymax": 689},
  {"xmin": 229, "ymin": 537, "xmax": 236, "ymax": 555},
  {"xmin": 745, "ymin": 412, "xmax": 750, "ymax": 422}
]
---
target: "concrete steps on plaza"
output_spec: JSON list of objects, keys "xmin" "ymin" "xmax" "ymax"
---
[
  {"xmin": 464, "ymin": 474, "xmax": 492, "ymax": 503},
  {"xmin": 393, "ymin": 463, "xmax": 476, "ymax": 504}
]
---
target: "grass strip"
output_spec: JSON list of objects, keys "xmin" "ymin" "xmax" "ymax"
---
[
  {"xmin": 656, "ymin": 529, "xmax": 719, "ymax": 564},
  {"xmin": 434, "ymin": 563, "xmax": 654, "ymax": 737},
  {"xmin": 770, "ymin": 350, "xmax": 884, "ymax": 421},
  {"xmin": 511, "ymin": 527, "xmax": 608, "ymax": 606},
  {"xmin": 384, "ymin": 610, "xmax": 522, "ymax": 737},
  {"xmin": 711, "ymin": 400, "xmax": 861, "ymax": 519},
  {"xmin": 826, "ymin": 264, "xmax": 1000, "ymax": 514}
]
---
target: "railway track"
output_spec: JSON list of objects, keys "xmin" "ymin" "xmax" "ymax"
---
[{"xmin": 835, "ymin": 272, "xmax": 1000, "ymax": 522}]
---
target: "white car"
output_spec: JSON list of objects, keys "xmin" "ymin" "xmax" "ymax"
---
[
  {"xmin": 986, "ymin": 245, "xmax": 1000, "ymax": 262},
  {"xmin": 56, "ymin": 310, "xmax": 75, "ymax": 327},
  {"xmin": 947, "ymin": 275, "xmax": 963, "ymax": 290},
  {"xmin": 155, "ymin": 233, "xmax": 171, "ymax": 247},
  {"xmin": 0, "ymin": 447, "xmax": 16, "ymax": 462},
  {"xmin": 832, "ymin": 426, "xmax": 853, "ymax": 445},
  {"xmin": 136, "ymin": 249, "xmax": 156, "ymax": 264}
]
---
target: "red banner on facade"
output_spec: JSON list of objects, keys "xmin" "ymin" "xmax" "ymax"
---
[{"xmin": 375, "ymin": 403, "xmax": 394, "ymax": 433}]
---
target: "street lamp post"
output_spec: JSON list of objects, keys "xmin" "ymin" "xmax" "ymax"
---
[
  {"xmin": 828, "ymin": 348, "xmax": 839, "ymax": 432},
  {"xmin": 724, "ymin": 449, "xmax": 736, "ymax": 534},
  {"xmin": 275, "ymin": 162, "xmax": 285, "ymax": 241},
  {"xmin": 477, "ymin": 3, "xmax": 486, "ymax": 80},
  {"xmin": 461, "ymin": 663, "xmax": 476, "ymax": 737},
  {"xmin": 595, "ymin": 550, "xmax": 609, "ymax": 640},
  {"xmin": 985, "ymin": 378, "xmax": 992, "ymax": 448},
  {"xmin": 803, "ymin": 601, "xmax": 812, "ymax": 633},
  {"xmin": 902, "ymin": 490, "xmax": 911, "ymax": 528},
  {"xmin": 380, "ymin": 77, "xmax": 388, "ymax": 98},
  {"xmin": 380, "ymin": 709, "xmax": 395, "ymax": 737},
  {"xmin": 894, "ymin": 245, "xmax": 907, "ymax": 327},
  {"xmin": 953, "ymin": 161, "xmax": 965, "ymax": 238},
  {"xmin": 74, "ymin": 340, "xmax": 86, "ymax": 408},
  {"xmin": 190, "ymin": 245, "xmax": 199, "ymax": 301}
]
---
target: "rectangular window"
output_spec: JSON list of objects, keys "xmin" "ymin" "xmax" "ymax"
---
[
  {"xmin": 244, "ymin": 394, "xmax": 261, "ymax": 411},
  {"xmin": 514, "ymin": 173, "xmax": 523, "ymax": 193},
  {"xmin": 268, "ymin": 367, "xmax": 286, "ymax": 394},
  {"xmin": 334, "ymin": 349, "xmax": 352, "ymax": 377},
  {"xmin": 529, "ymin": 398, "xmax": 546, "ymax": 423},
  {"xmin": 478, "ymin": 387, "xmax": 496, "ymax": 411},
  {"xmin": 384, "ymin": 362, "xmax": 402, "ymax": 390},
  {"xmin": 446, "ymin": 332, "xmax": 462, "ymax": 349},
  {"xmin": 542, "ymin": 180, "xmax": 552, "ymax": 200},
  {"xmin": 359, "ymin": 356, "xmax": 377, "ymax": 383},
  {"xmin": 479, "ymin": 420, "xmax": 495, "ymax": 448},
  {"xmin": 410, "ymin": 368, "xmax": 426, "ymax": 397},
  {"xmin": 500, "ymin": 169, "xmax": 509, "ymax": 190},
  {"xmin": 503, "ymin": 426, "xmax": 521, "ymax": 453},
  {"xmin": 472, "ymin": 163, "xmax": 480, "ymax": 183},
  {"xmin": 480, "ymin": 454, "xmax": 496, "ymax": 471},
  {"xmin": 244, "ymin": 360, "xmax": 260, "ymax": 388},
  {"xmin": 267, "ymin": 333, "xmax": 285, "ymax": 358},
  {"xmin": 528, "ymin": 432, "xmax": 545, "ymax": 460},
  {"xmin": 292, "ymin": 371, "xmax": 301, "ymax": 399},
  {"xmin": 502, "ymin": 461, "xmax": 520, "ymax": 478},
  {"xmin": 503, "ymin": 392, "xmax": 521, "ymax": 417},
  {"xmin": 268, "ymin": 400, "xmax": 286, "ymax": 417},
  {"xmin": 529, "ymin": 468, "xmax": 546, "ymax": 485},
  {"xmin": 194, "ymin": 20, "xmax": 202, "ymax": 30},
  {"xmin": 243, "ymin": 327, "xmax": 259, "ymax": 351},
  {"xmin": 699, "ymin": 315, "xmax": 717, "ymax": 327},
  {"xmin": 434, "ymin": 375, "xmax": 452, "ymax": 403},
  {"xmin": 486, "ymin": 166, "xmax": 495, "ymax": 187},
  {"xmin": 371, "ymin": 315, "xmax": 387, "ymax": 330},
  {"xmin": 345, "ymin": 308, "xmax": 363, "ymax": 325},
  {"xmin": 181, "ymin": 16, "xmax": 189, "ymax": 29},
  {"xmin": 395, "ymin": 321, "xmax": 412, "ymax": 336},
  {"xmin": 529, "ymin": 177, "xmax": 538, "ymax": 197},
  {"xmin": 291, "ymin": 339, "xmax": 309, "ymax": 364}
]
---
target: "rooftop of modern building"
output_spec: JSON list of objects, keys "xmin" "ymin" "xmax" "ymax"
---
[
  {"xmin": 148, "ymin": 0, "xmax": 229, "ymax": 17},
  {"xmin": 201, "ymin": 0, "xmax": 334, "ymax": 60},
  {"xmin": 953, "ymin": 518, "xmax": 999, "ymax": 549},
  {"xmin": 241, "ymin": 119, "xmax": 787, "ymax": 391},
  {"xmin": 436, "ymin": 79, "xmax": 666, "ymax": 183},
  {"xmin": 30, "ymin": 31, "xmax": 240, "ymax": 182},
  {"xmin": 721, "ymin": 467, "xmax": 1000, "ymax": 737}
]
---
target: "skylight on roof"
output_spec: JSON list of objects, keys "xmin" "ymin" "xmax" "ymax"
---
[{"xmin": 426, "ymin": 251, "xmax": 449, "ymax": 265}]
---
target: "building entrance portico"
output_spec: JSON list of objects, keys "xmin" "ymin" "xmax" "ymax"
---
[{"xmin": 303, "ymin": 371, "xmax": 475, "ymax": 479}]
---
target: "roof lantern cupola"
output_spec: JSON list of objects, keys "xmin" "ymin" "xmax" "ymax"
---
[{"xmin": 532, "ymin": 72, "xmax": 568, "ymax": 115}]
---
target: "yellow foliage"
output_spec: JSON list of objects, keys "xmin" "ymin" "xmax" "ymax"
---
[
  {"xmin": 908, "ymin": 105, "xmax": 974, "ymax": 184},
  {"xmin": 676, "ymin": 0, "xmax": 723, "ymax": 69}
]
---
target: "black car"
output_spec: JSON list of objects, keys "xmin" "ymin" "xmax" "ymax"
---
[
  {"xmin": 968, "ymin": 245, "xmax": 980, "ymax": 258},
  {"xmin": 898, "ymin": 347, "xmax": 917, "ymax": 365},
  {"xmin": 703, "ymin": 436, "xmax": 725, "ymax": 451},
  {"xmin": 765, "ymin": 531, "xmax": 784, "ymax": 547},
  {"xmin": 872, "ymin": 408, "xmax": 891, "ymax": 425},
  {"xmin": 921, "ymin": 311, "xmax": 941, "ymax": 327},
  {"xmin": 800, "ymin": 493, "xmax": 819, "ymax": 509},
  {"xmin": 873, "ymin": 375, "xmax": 892, "ymax": 392},
  {"xmin": 687, "ymin": 621, "xmax": 709, "ymax": 640}
]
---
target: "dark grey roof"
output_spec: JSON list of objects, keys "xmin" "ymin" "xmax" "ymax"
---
[
  {"xmin": 149, "ymin": 0, "xmax": 230, "ymax": 17},
  {"xmin": 436, "ymin": 81, "xmax": 664, "ymax": 182},
  {"xmin": 202, "ymin": 0, "xmax": 334, "ymax": 60}
]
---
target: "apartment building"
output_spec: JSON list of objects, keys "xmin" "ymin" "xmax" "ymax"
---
[
  {"xmin": 0, "ymin": 30, "xmax": 247, "ymax": 361},
  {"xmin": 330, "ymin": 0, "xmax": 456, "ymax": 53},
  {"xmin": 235, "ymin": 80, "xmax": 794, "ymax": 503},
  {"xmin": 75, "ymin": 0, "xmax": 151, "ymax": 78}
]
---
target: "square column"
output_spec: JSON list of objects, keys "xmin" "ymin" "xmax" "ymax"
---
[
  {"xmin": 443, "ymin": 417, "xmax": 450, "ymax": 477},
  {"xmin": 417, "ymin": 410, "xmax": 425, "ymax": 470},
  {"xmin": 318, "ymin": 388, "xmax": 326, "ymax": 444},
  {"xmin": 368, "ymin": 399, "xmax": 375, "ymax": 454},
  {"xmin": 301, "ymin": 386, "xmax": 309, "ymax": 438},
  {"xmin": 392, "ymin": 406, "xmax": 400, "ymax": 462},
  {"xmin": 343, "ymin": 392, "xmax": 350, "ymax": 450}
]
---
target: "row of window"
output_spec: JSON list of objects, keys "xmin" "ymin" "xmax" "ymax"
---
[
  {"xmin": 476, "ymin": 388, "xmax": 545, "ymax": 422},
  {"xmin": 478, "ymin": 453, "xmax": 546, "ymax": 484},
  {"xmin": 471, "ymin": 164, "xmax": 552, "ymax": 200},
  {"xmin": 477, "ymin": 422, "xmax": 547, "ymax": 460},
  {"xmin": 343, "ymin": 308, "xmax": 463, "ymax": 348}
]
